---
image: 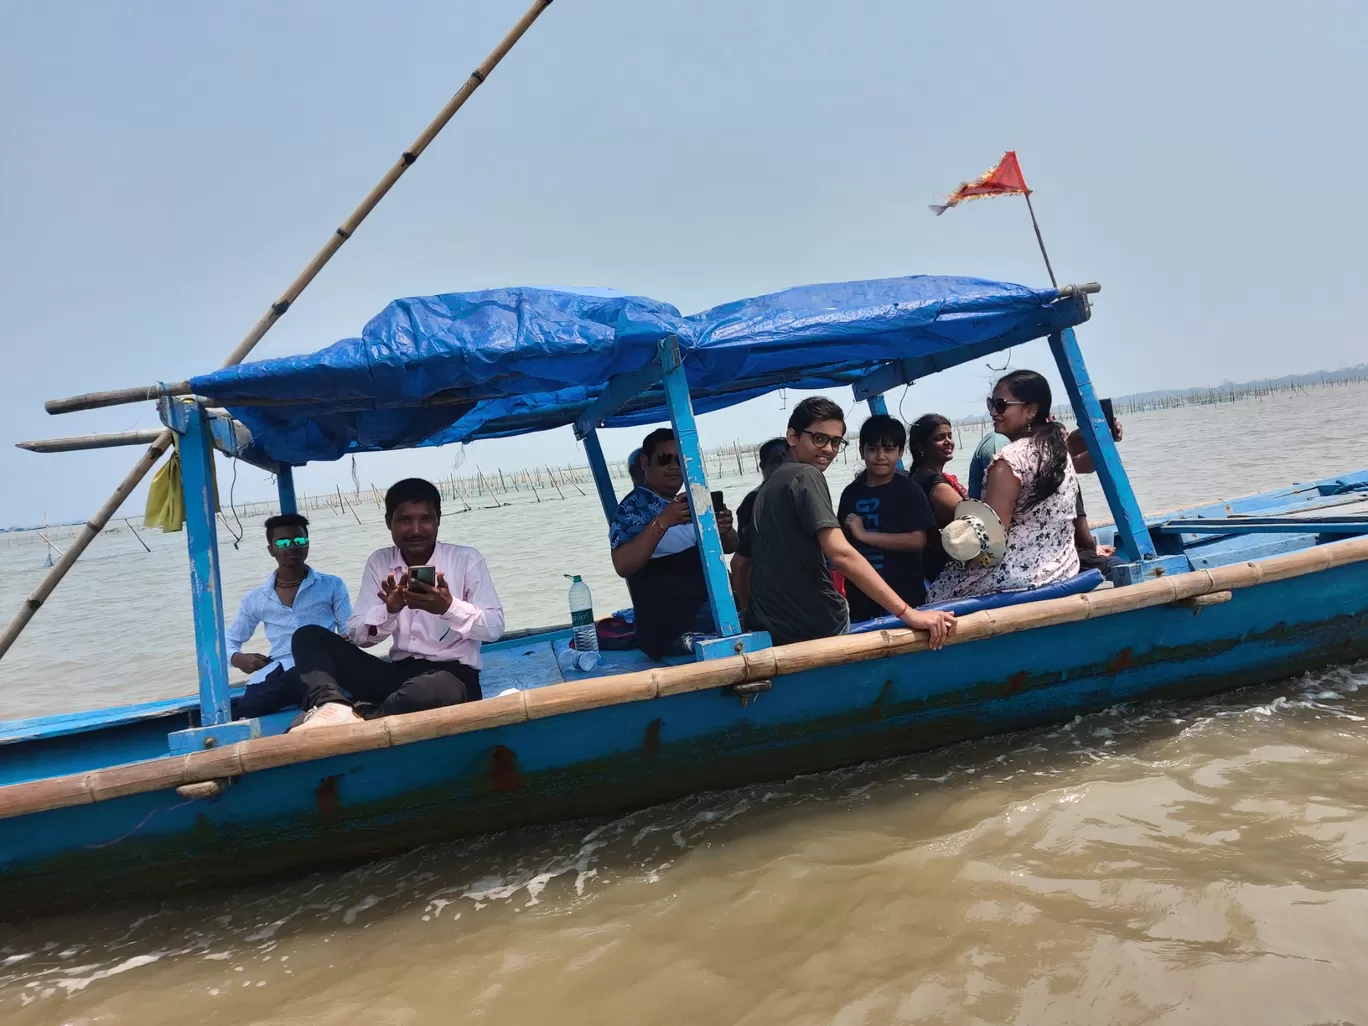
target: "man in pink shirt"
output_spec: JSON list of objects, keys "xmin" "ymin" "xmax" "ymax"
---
[{"xmin": 290, "ymin": 478, "xmax": 504, "ymax": 730}]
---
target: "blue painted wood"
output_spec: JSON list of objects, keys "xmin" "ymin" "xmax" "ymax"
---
[
  {"xmin": 657, "ymin": 336, "xmax": 743, "ymax": 638},
  {"xmin": 1155, "ymin": 517, "xmax": 1368, "ymax": 535},
  {"xmin": 692, "ymin": 632, "xmax": 772, "ymax": 660},
  {"xmin": 3, "ymin": 550, "xmax": 1365, "ymax": 917},
  {"xmin": 1049, "ymin": 328, "xmax": 1159, "ymax": 566},
  {"xmin": 177, "ymin": 402, "xmax": 234, "ymax": 731},
  {"xmin": 582, "ymin": 429, "xmax": 619, "ymax": 524},
  {"xmin": 276, "ymin": 465, "xmax": 298, "ymax": 515},
  {"xmin": 850, "ymin": 293, "xmax": 1092, "ymax": 401},
  {"xmin": 167, "ymin": 719, "xmax": 260, "ymax": 756},
  {"xmin": 572, "ymin": 361, "xmax": 663, "ymax": 440}
]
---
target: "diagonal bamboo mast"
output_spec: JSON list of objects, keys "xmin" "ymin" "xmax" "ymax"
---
[{"xmin": 0, "ymin": 0, "xmax": 557, "ymax": 661}]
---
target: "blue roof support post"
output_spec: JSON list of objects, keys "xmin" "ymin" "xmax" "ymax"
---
[
  {"xmin": 656, "ymin": 337, "xmax": 770, "ymax": 661},
  {"xmin": 158, "ymin": 398, "xmax": 260, "ymax": 755},
  {"xmin": 582, "ymin": 429, "xmax": 619, "ymax": 524},
  {"xmin": 276, "ymin": 465, "xmax": 297, "ymax": 515},
  {"xmin": 1048, "ymin": 329, "xmax": 1187, "ymax": 584}
]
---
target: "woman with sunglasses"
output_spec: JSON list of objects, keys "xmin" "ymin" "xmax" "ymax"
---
[{"xmin": 927, "ymin": 370, "xmax": 1080, "ymax": 601}]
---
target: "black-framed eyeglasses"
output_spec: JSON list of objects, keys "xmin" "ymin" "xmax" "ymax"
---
[
  {"xmin": 273, "ymin": 536, "xmax": 309, "ymax": 550},
  {"xmin": 801, "ymin": 430, "xmax": 849, "ymax": 452},
  {"xmin": 986, "ymin": 397, "xmax": 1028, "ymax": 415},
  {"xmin": 653, "ymin": 452, "xmax": 680, "ymax": 467}
]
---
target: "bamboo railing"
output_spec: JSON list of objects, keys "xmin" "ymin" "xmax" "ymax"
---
[{"xmin": 2, "ymin": 534, "xmax": 1364, "ymax": 821}]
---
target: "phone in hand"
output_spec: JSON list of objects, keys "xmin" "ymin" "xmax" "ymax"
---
[
  {"xmin": 711, "ymin": 490, "xmax": 725, "ymax": 511},
  {"xmin": 410, "ymin": 565, "xmax": 437, "ymax": 587},
  {"xmin": 1099, "ymin": 398, "xmax": 1118, "ymax": 440}
]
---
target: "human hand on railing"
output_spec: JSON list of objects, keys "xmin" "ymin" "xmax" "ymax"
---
[{"xmin": 901, "ymin": 607, "xmax": 956, "ymax": 650}]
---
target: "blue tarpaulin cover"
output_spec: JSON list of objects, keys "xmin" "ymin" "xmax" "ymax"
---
[{"xmin": 189, "ymin": 275, "xmax": 1087, "ymax": 465}]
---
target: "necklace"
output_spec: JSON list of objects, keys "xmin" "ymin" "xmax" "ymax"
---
[{"xmin": 276, "ymin": 577, "xmax": 303, "ymax": 588}]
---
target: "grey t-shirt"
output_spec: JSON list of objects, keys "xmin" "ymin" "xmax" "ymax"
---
[{"xmin": 747, "ymin": 460, "xmax": 848, "ymax": 645}]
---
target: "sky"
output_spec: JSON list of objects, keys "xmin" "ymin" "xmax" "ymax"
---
[{"xmin": 1, "ymin": 0, "xmax": 1364, "ymax": 526}]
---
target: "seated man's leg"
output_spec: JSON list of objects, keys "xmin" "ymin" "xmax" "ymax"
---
[
  {"xmin": 232, "ymin": 665, "xmax": 305, "ymax": 720},
  {"xmin": 292, "ymin": 625, "xmax": 408, "ymax": 711},
  {"xmin": 376, "ymin": 661, "xmax": 480, "ymax": 717}
]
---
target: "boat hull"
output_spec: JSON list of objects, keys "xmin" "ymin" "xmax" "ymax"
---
[{"xmin": 2, "ymin": 556, "xmax": 1366, "ymax": 920}]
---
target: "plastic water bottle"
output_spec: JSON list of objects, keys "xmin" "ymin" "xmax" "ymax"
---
[{"xmin": 565, "ymin": 575, "xmax": 600, "ymax": 671}]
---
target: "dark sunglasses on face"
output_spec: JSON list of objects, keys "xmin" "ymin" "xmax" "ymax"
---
[
  {"xmin": 273, "ymin": 536, "xmax": 309, "ymax": 549},
  {"xmin": 801, "ymin": 430, "xmax": 849, "ymax": 452},
  {"xmin": 653, "ymin": 452, "xmax": 680, "ymax": 467},
  {"xmin": 986, "ymin": 397, "xmax": 1028, "ymax": 415}
]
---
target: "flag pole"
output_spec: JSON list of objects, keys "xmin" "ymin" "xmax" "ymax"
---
[{"xmin": 1022, "ymin": 191, "xmax": 1058, "ymax": 288}]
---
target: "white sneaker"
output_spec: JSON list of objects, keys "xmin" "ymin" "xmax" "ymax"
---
[{"xmin": 290, "ymin": 702, "xmax": 363, "ymax": 731}]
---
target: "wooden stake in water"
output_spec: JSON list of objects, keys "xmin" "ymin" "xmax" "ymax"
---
[{"xmin": 123, "ymin": 518, "xmax": 151, "ymax": 553}]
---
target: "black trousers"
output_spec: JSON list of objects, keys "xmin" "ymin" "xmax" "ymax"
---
[
  {"xmin": 232, "ymin": 664, "xmax": 306, "ymax": 719},
  {"xmin": 291, "ymin": 625, "xmax": 482, "ymax": 717}
]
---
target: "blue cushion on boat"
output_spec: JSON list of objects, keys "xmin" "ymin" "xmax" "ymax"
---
[{"xmin": 848, "ymin": 569, "xmax": 1105, "ymax": 634}]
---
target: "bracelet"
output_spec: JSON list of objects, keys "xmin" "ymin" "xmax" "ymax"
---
[
  {"xmin": 896, "ymin": 603, "xmax": 910, "ymax": 619},
  {"xmin": 651, "ymin": 519, "xmax": 667, "ymax": 534}
]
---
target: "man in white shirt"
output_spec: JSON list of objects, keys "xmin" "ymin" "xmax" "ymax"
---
[
  {"xmin": 225, "ymin": 513, "xmax": 351, "ymax": 719},
  {"xmin": 291, "ymin": 478, "xmax": 504, "ymax": 730}
]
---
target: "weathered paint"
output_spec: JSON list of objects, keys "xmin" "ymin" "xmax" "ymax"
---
[
  {"xmin": 2, "ymin": 559, "xmax": 1366, "ymax": 919},
  {"xmin": 657, "ymin": 336, "xmax": 743, "ymax": 638},
  {"xmin": 176, "ymin": 402, "xmax": 233, "ymax": 730}
]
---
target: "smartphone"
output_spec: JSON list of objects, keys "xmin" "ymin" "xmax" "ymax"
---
[
  {"xmin": 711, "ymin": 490, "xmax": 725, "ymax": 511},
  {"xmin": 1099, "ymin": 398, "xmax": 1117, "ymax": 439},
  {"xmin": 410, "ymin": 565, "xmax": 437, "ymax": 587}
]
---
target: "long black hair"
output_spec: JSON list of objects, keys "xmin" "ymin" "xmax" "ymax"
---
[
  {"xmin": 997, "ymin": 370, "xmax": 1068, "ymax": 508},
  {"xmin": 907, "ymin": 413, "xmax": 951, "ymax": 471}
]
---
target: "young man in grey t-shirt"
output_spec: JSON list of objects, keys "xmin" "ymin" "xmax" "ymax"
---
[{"xmin": 747, "ymin": 397, "xmax": 956, "ymax": 648}]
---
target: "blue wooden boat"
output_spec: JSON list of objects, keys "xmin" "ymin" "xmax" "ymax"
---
[{"xmin": 3, "ymin": 276, "xmax": 1366, "ymax": 920}]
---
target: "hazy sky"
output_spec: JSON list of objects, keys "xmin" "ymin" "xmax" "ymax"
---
[{"xmin": 2, "ymin": 0, "xmax": 1364, "ymax": 525}]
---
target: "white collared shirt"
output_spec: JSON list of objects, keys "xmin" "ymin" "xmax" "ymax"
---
[
  {"xmin": 348, "ymin": 541, "xmax": 504, "ymax": 668},
  {"xmin": 225, "ymin": 568, "xmax": 352, "ymax": 683}
]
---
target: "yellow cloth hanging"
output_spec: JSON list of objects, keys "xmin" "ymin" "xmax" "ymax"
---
[{"xmin": 144, "ymin": 437, "xmax": 221, "ymax": 532}]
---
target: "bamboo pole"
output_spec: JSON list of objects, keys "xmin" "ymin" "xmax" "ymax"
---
[
  {"xmin": 36, "ymin": 530, "xmax": 65, "ymax": 558},
  {"xmin": 0, "ymin": 0, "xmax": 556, "ymax": 662},
  {"xmin": 16, "ymin": 429, "xmax": 167, "ymax": 453},
  {"xmin": 0, "ymin": 437, "xmax": 173, "ymax": 660},
  {"xmin": 3, "ymin": 533, "xmax": 1366, "ymax": 820}
]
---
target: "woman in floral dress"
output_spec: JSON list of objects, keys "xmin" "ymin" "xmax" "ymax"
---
[{"xmin": 927, "ymin": 370, "xmax": 1080, "ymax": 601}]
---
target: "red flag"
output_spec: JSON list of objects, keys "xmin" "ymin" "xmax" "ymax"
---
[{"xmin": 929, "ymin": 151, "xmax": 1031, "ymax": 215}]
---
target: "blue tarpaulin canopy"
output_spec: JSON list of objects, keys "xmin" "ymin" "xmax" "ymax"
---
[{"xmin": 189, "ymin": 275, "xmax": 1088, "ymax": 465}]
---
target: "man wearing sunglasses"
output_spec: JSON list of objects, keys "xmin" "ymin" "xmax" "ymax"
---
[
  {"xmin": 748, "ymin": 397, "xmax": 956, "ymax": 649},
  {"xmin": 225, "ymin": 513, "xmax": 352, "ymax": 719},
  {"xmin": 610, "ymin": 428, "xmax": 739, "ymax": 658}
]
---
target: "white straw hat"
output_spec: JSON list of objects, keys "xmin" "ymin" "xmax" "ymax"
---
[{"xmin": 941, "ymin": 499, "xmax": 1007, "ymax": 567}]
